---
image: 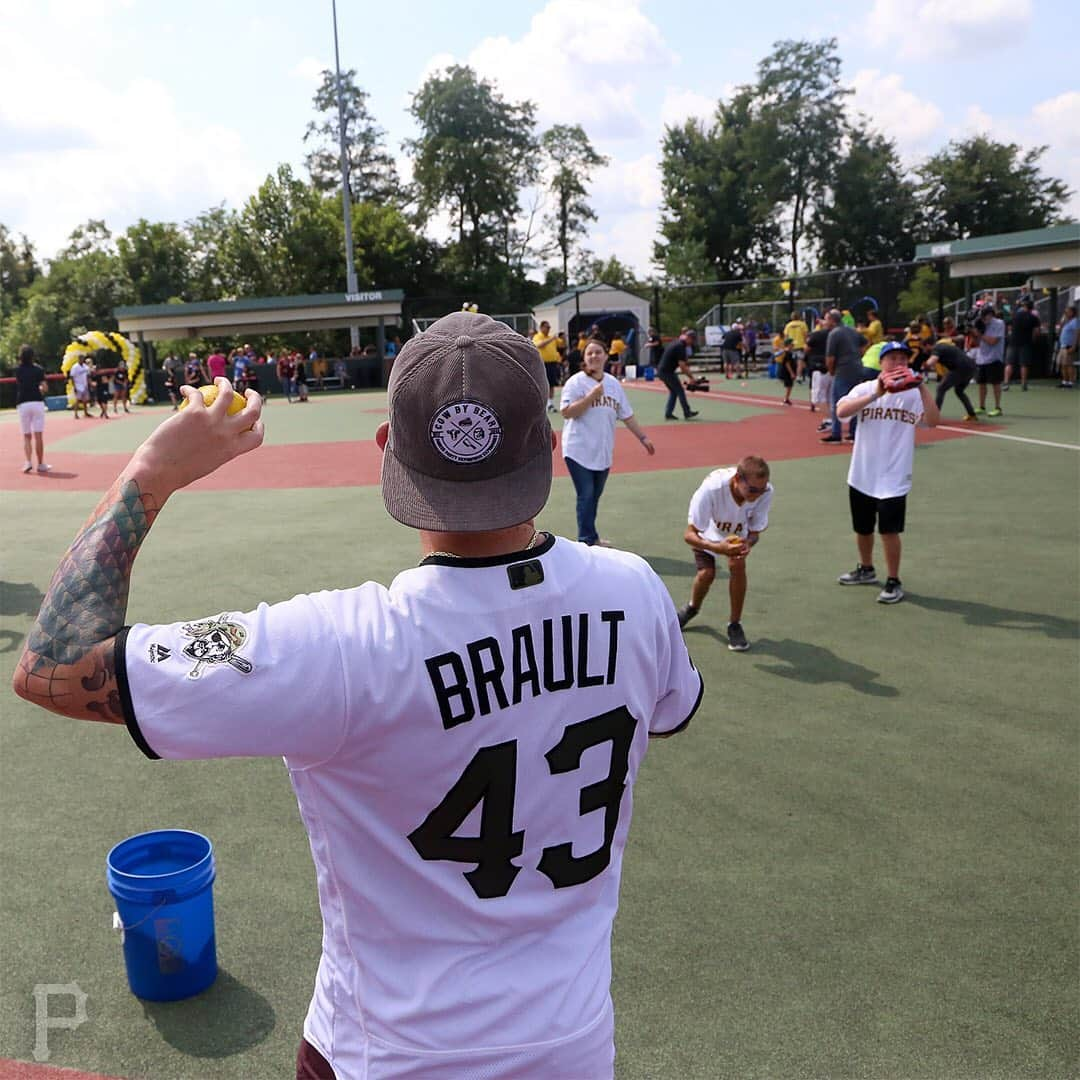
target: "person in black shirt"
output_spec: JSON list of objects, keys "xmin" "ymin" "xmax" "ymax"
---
[
  {"xmin": 1004, "ymin": 298, "xmax": 1040, "ymax": 391},
  {"xmin": 919, "ymin": 339, "xmax": 977, "ymax": 420},
  {"xmin": 779, "ymin": 340, "xmax": 796, "ymax": 405},
  {"xmin": 111, "ymin": 358, "xmax": 130, "ymax": 414},
  {"xmin": 657, "ymin": 329, "xmax": 700, "ymax": 420},
  {"xmin": 15, "ymin": 344, "xmax": 51, "ymax": 473},
  {"xmin": 89, "ymin": 361, "xmax": 110, "ymax": 419},
  {"xmin": 805, "ymin": 323, "xmax": 831, "ymax": 423},
  {"xmin": 645, "ymin": 326, "xmax": 662, "ymax": 371},
  {"xmin": 721, "ymin": 324, "xmax": 743, "ymax": 380}
]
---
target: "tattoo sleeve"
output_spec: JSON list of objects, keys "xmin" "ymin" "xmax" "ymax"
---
[{"xmin": 15, "ymin": 476, "xmax": 164, "ymax": 722}]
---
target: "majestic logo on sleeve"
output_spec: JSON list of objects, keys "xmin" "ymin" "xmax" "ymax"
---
[
  {"xmin": 429, "ymin": 400, "xmax": 502, "ymax": 464},
  {"xmin": 180, "ymin": 616, "xmax": 253, "ymax": 680},
  {"xmin": 148, "ymin": 643, "xmax": 171, "ymax": 664}
]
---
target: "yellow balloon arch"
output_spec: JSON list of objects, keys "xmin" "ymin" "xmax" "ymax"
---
[{"xmin": 61, "ymin": 331, "xmax": 146, "ymax": 407}]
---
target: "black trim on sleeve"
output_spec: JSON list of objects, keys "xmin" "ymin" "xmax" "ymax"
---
[
  {"xmin": 651, "ymin": 669, "xmax": 704, "ymax": 739},
  {"xmin": 114, "ymin": 627, "xmax": 161, "ymax": 760}
]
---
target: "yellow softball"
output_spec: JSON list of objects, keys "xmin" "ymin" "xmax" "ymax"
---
[{"xmin": 180, "ymin": 384, "xmax": 247, "ymax": 415}]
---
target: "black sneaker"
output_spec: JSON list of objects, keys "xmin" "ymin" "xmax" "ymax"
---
[
  {"xmin": 877, "ymin": 577, "xmax": 905, "ymax": 604},
  {"xmin": 684, "ymin": 410, "xmax": 700, "ymax": 419},
  {"xmin": 726, "ymin": 621, "xmax": 749, "ymax": 651},
  {"xmin": 837, "ymin": 564, "xmax": 879, "ymax": 585},
  {"xmin": 677, "ymin": 604, "xmax": 697, "ymax": 629}
]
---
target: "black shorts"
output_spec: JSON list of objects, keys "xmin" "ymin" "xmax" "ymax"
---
[
  {"xmin": 1005, "ymin": 344, "xmax": 1033, "ymax": 367},
  {"xmin": 545, "ymin": 363, "xmax": 562, "ymax": 388},
  {"xmin": 976, "ymin": 361, "xmax": 1003, "ymax": 385},
  {"xmin": 849, "ymin": 486, "xmax": 906, "ymax": 535},
  {"xmin": 694, "ymin": 549, "xmax": 716, "ymax": 572},
  {"xmin": 780, "ymin": 368, "xmax": 794, "ymax": 387}
]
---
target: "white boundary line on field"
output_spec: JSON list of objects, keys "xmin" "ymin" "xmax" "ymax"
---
[
  {"xmin": 628, "ymin": 381, "xmax": 1080, "ymax": 451},
  {"xmin": 935, "ymin": 426, "xmax": 1080, "ymax": 451}
]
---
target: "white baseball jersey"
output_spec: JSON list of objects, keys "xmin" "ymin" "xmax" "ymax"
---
[
  {"xmin": 687, "ymin": 467, "xmax": 773, "ymax": 543},
  {"xmin": 840, "ymin": 383, "xmax": 926, "ymax": 498},
  {"xmin": 117, "ymin": 535, "xmax": 702, "ymax": 1079},
  {"xmin": 559, "ymin": 372, "xmax": 633, "ymax": 471},
  {"xmin": 70, "ymin": 362, "xmax": 89, "ymax": 392}
]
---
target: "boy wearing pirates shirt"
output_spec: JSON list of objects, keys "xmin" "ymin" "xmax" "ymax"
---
[
  {"xmin": 678, "ymin": 455, "xmax": 773, "ymax": 652},
  {"xmin": 15, "ymin": 312, "xmax": 702, "ymax": 1080},
  {"xmin": 835, "ymin": 340, "xmax": 940, "ymax": 604}
]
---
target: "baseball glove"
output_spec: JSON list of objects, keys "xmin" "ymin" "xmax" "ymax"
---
[{"xmin": 883, "ymin": 367, "xmax": 923, "ymax": 393}]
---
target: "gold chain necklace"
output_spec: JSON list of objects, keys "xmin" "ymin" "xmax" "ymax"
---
[{"xmin": 424, "ymin": 529, "xmax": 542, "ymax": 564}]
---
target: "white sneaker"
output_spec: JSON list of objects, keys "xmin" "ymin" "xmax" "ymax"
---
[
  {"xmin": 22, "ymin": 461, "xmax": 32, "ymax": 473},
  {"xmin": 36, "ymin": 463, "xmax": 52, "ymax": 474}
]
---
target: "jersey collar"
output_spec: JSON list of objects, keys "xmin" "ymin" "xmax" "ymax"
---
[{"xmin": 419, "ymin": 532, "xmax": 556, "ymax": 569}]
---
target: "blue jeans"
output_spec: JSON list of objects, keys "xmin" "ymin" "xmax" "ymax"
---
[
  {"xmin": 831, "ymin": 370, "xmax": 872, "ymax": 438},
  {"xmin": 565, "ymin": 457, "xmax": 609, "ymax": 545}
]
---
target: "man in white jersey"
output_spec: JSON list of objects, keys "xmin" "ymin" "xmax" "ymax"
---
[
  {"xmin": 834, "ymin": 341, "xmax": 940, "ymax": 604},
  {"xmin": 15, "ymin": 311, "xmax": 703, "ymax": 1080},
  {"xmin": 677, "ymin": 455, "xmax": 773, "ymax": 651}
]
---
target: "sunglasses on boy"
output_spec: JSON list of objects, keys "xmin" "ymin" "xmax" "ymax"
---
[{"xmin": 737, "ymin": 472, "xmax": 767, "ymax": 494}]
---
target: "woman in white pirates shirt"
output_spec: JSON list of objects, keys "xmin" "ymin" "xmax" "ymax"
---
[
  {"xmin": 560, "ymin": 337, "xmax": 655, "ymax": 546},
  {"xmin": 835, "ymin": 340, "xmax": 940, "ymax": 604}
]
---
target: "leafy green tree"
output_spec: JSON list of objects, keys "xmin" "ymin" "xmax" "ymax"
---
[
  {"xmin": 572, "ymin": 253, "xmax": 643, "ymax": 293},
  {"xmin": 744, "ymin": 38, "xmax": 851, "ymax": 277},
  {"xmin": 408, "ymin": 65, "xmax": 538, "ymax": 278},
  {"xmin": 117, "ymin": 219, "xmax": 191, "ymax": 305},
  {"xmin": 39, "ymin": 220, "xmax": 131, "ymax": 331},
  {"xmin": 540, "ymin": 124, "xmax": 608, "ymax": 289},
  {"xmin": 304, "ymin": 68, "xmax": 401, "ymax": 203},
  {"xmin": 896, "ymin": 264, "xmax": 956, "ymax": 322},
  {"xmin": 655, "ymin": 98, "xmax": 782, "ymax": 283},
  {"xmin": 812, "ymin": 131, "xmax": 921, "ymax": 267},
  {"xmin": 917, "ymin": 136, "xmax": 1072, "ymax": 239},
  {"xmin": 224, "ymin": 165, "xmax": 346, "ymax": 297},
  {"xmin": 0, "ymin": 293, "xmax": 68, "ymax": 370},
  {"xmin": 185, "ymin": 204, "xmax": 242, "ymax": 300},
  {"xmin": 0, "ymin": 225, "xmax": 40, "ymax": 323}
]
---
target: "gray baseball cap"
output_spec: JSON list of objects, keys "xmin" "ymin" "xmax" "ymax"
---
[{"xmin": 381, "ymin": 311, "xmax": 553, "ymax": 532}]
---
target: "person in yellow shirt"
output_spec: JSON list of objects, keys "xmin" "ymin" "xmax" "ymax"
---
[
  {"xmin": 532, "ymin": 320, "xmax": 563, "ymax": 411},
  {"xmin": 864, "ymin": 309, "xmax": 884, "ymax": 345},
  {"xmin": 783, "ymin": 312, "xmax": 809, "ymax": 382},
  {"xmin": 608, "ymin": 331, "xmax": 627, "ymax": 378}
]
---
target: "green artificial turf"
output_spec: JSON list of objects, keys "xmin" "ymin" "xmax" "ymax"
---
[{"xmin": 1, "ymin": 384, "xmax": 1077, "ymax": 1078}]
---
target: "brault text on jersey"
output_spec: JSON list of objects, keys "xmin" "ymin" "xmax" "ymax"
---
[{"xmin": 425, "ymin": 611, "xmax": 625, "ymax": 729}]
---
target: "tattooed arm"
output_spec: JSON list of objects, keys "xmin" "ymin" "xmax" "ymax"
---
[{"xmin": 13, "ymin": 380, "xmax": 264, "ymax": 723}]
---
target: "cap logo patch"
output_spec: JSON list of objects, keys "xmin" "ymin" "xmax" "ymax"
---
[{"xmin": 429, "ymin": 400, "xmax": 503, "ymax": 465}]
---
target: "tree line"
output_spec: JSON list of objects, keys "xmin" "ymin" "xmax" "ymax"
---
[{"xmin": 1, "ymin": 38, "xmax": 1072, "ymax": 365}]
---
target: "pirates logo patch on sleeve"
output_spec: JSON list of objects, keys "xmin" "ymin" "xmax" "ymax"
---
[{"xmin": 180, "ymin": 615, "xmax": 254, "ymax": 680}]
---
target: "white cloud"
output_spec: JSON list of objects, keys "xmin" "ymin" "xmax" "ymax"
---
[
  {"xmin": 849, "ymin": 69, "xmax": 944, "ymax": 153},
  {"xmin": 414, "ymin": 0, "xmax": 672, "ymax": 143},
  {"xmin": 0, "ymin": 19, "xmax": 258, "ymax": 258},
  {"xmin": 659, "ymin": 88, "xmax": 716, "ymax": 130},
  {"xmin": 291, "ymin": 57, "xmax": 328, "ymax": 85},
  {"xmin": 868, "ymin": 0, "xmax": 1031, "ymax": 58},
  {"xmin": 406, "ymin": 0, "xmax": 675, "ymax": 273}
]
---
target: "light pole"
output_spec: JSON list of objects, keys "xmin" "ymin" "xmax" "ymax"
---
[{"xmin": 332, "ymin": 0, "xmax": 360, "ymax": 350}]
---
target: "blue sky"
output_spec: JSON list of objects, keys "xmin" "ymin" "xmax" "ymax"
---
[{"xmin": 1, "ymin": 0, "xmax": 1077, "ymax": 277}]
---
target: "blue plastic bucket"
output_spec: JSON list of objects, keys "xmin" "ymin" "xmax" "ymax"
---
[
  {"xmin": 643, "ymin": 365, "xmax": 656, "ymax": 381},
  {"xmin": 106, "ymin": 829, "xmax": 217, "ymax": 1001}
]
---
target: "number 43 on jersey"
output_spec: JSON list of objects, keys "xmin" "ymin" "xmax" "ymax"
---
[{"xmin": 408, "ymin": 706, "xmax": 637, "ymax": 899}]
